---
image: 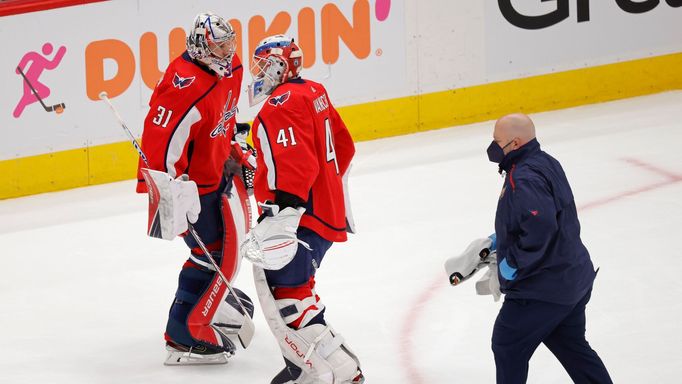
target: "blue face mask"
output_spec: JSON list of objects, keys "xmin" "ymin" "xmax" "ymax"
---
[{"xmin": 487, "ymin": 139, "xmax": 514, "ymax": 164}]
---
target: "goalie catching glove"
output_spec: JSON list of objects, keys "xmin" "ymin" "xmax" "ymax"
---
[
  {"xmin": 140, "ymin": 168, "xmax": 200, "ymax": 240},
  {"xmin": 240, "ymin": 202, "xmax": 311, "ymax": 270}
]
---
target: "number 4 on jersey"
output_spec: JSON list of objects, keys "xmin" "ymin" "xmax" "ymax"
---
[
  {"xmin": 325, "ymin": 118, "xmax": 339, "ymax": 174},
  {"xmin": 276, "ymin": 122, "xmax": 339, "ymax": 175}
]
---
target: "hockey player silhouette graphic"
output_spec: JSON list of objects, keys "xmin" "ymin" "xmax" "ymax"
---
[{"xmin": 14, "ymin": 43, "xmax": 66, "ymax": 118}]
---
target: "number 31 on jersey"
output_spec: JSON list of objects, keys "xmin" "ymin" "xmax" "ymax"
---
[{"xmin": 152, "ymin": 106, "xmax": 173, "ymax": 128}]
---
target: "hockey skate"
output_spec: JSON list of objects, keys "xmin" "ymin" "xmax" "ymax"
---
[
  {"xmin": 270, "ymin": 357, "xmax": 365, "ymax": 384},
  {"xmin": 164, "ymin": 340, "xmax": 233, "ymax": 366}
]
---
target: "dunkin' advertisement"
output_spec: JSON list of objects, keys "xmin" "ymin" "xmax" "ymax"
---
[
  {"xmin": 1, "ymin": 0, "xmax": 680, "ymax": 177},
  {"xmin": 0, "ymin": 0, "xmax": 406, "ymax": 160}
]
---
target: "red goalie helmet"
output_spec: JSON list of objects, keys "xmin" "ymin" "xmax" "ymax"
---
[{"xmin": 247, "ymin": 35, "xmax": 303, "ymax": 106}]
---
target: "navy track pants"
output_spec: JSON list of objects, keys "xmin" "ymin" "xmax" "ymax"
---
[{"xmin": 492, "ymin": 289, "xmax": 612, "ymax": 384}]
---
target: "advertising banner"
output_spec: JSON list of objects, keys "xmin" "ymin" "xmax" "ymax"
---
[
  {"xmin": 0, "ymin": 0, "xmax": 407, "ymax": 160},
  {"xmin": 485, "ymin": 0, "xmax": 682, "ymax": 81},
  {"xmin": 1, "ymin": 0, "xmax": 680, "ymax": 198}
]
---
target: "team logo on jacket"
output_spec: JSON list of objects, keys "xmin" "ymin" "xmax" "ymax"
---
[
  {"xmin": 173, "ymin": 73, "xmax": 195, "ymax": 89},
  {"xmin": 268, "ymin": 91, "xmax": 291, "ymax": 107}
]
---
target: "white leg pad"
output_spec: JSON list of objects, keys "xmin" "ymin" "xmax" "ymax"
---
[
  {"xmin": 253, "ymin": 266, "xmax": 362, "ymax": 383},
  {"xmin": 276, "ymin": 294, "xmax": 325, "ymax": 328}
]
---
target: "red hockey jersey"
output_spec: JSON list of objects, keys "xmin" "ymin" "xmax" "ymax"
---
[
  {"xmin": 136, "ymin": 52, "xmax": 243, "ymax": 195},
  {"xmin": 252, "ymin": 79, "xmax": 355, "ymax": 242}
]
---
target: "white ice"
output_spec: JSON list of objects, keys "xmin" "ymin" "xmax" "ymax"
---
[{"xmin": 1, "ymin": 92, "xmax": 681, "ymax": 383}]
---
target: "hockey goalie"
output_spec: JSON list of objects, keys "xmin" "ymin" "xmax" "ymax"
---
[{"xmin": 135, "ymin": 12, "xmax": 256, "ymax": 366}]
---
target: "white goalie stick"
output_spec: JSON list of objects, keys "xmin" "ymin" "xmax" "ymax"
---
[{"xmin": 99, "ymin": 91, "xmax": 255, "ymax": 348}]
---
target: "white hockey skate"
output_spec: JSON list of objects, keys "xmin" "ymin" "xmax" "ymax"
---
[{"xmin": 163, "ymin": 340, "xmax": 233, "ymax": 366}]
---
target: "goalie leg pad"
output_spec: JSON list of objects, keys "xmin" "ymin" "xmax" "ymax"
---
[
  {"xmin": 182, "ymin": 175, "xmax": 251, "ymax": 282},
  {"xmin": 166, "ymin": 266, "xmax": 214, "ymax": 349},
  {"xmin": 254, "ymin": 266, "xmax": 362, "ymax": 384},
  {"xmin": 166, "ymin": 266, "xmax": 254, "ymax": 359},
  {"xmin": 265, "ymin": 228, "xmax": 332, "ymax": 328},
  {"xmin": 273, "ymin": 276, "xmax": 326, "ymax": 329},
  {"xmin": 183, "ymin": 188, "xmax": 224, "ymax": 251}
]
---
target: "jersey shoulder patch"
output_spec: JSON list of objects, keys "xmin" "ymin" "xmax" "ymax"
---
[
  {"xmin": 172, "ymin": 73, "xmax": 196, "ymax": 89},
  {"xmin": 152, "ymin": 57, "xmax": 216, "ymax": 108},
  {"xmin": 267, "ymin": 91, "xmax": 291, "ymax": 107}
]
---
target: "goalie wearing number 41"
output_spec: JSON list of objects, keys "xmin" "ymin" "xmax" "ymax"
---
[{"xmin": 244, "ymin": 35, "xmax": 364, "ymax": 384}]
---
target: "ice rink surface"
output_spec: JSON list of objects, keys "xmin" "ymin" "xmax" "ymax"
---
[{"xmin": 1, "ymin": 92, "xmax": 681, "ymax": 383}]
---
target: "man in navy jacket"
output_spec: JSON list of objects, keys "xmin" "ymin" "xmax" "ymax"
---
[{"xmin": 487, "ymin": 113, "xmax": 612, "ymax": 384}]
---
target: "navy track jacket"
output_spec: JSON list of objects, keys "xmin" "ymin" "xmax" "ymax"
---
[{"xmin": 494, "ymin": 139, "xmax": 596, "ymax": 305}]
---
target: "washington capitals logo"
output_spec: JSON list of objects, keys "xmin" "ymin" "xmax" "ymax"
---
[
  {"xmin": 173, "ymin": 73, "xmax": 195, "ymax": 89},
  {"xmin": 268, "ymin": 91, "xmax": 291, "ymax": 107},
  {"xmin": 211, "ymin": 90, "xmax": 237, "ymax": 138}
]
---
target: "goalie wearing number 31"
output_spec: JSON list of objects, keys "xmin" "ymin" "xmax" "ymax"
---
[
  {"xmin": 135, "ymin": 12, "xmax": 256, "ymax": 366},
  {"xmin": 244, "ymin": 34, "xmax": 364, "ymax": 384}
]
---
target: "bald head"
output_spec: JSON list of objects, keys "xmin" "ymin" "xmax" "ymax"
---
[{"xmin": 492, "ymin": 113, "xmax": 536, "ymax": 155}]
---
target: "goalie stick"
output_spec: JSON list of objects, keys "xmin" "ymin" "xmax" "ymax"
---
[
  {"xmin": 99, "ymin": 91, "xmax": 255, "ymax": 348},
  {"xmin": 17, "ymin": 66, "xmax": 65, "ymax": 114}
]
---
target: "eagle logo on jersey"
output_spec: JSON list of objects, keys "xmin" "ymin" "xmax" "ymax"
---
[
  {"xmin": 173, "ymin": 73, "xmax": 196, "ymax": 89},
  {"xmin": 268, "ymin": 91, "xmax": 291, "ymax": 107}
]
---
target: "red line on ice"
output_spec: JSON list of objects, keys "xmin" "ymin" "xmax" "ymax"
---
[{"xmin": 398, "ymin": 158, "xmax": 682, "ymax": 384}]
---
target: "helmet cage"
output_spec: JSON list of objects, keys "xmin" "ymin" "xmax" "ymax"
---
[
  {"xmin": 187, "ymin": 12, "xmax": 236, "ymax": 77},
  {"xmin": 247, "ymin": 35, "xmax": 303, "ymax": 106}
]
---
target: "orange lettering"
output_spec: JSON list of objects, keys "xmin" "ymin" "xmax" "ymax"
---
[
  {"xmin": 84, "ymin": 4, "xmax": 377, "ymax": 100},
  {"xmin": 169, "ymin": 27, "xmax": 187, "ymax": 61},
  {"xmin": 85, "ymin": 39, "xmax": 135, "ymax": 100},
  {"xmin": 321, "ymin": 0, "xmax": 371, "ymax": 64},
  {"xmin": 139, "ymin": 32, "xmax": 163, "ymax": 90},
  {"xmin": 248, "ymin": 12, "xmax": 292, "ymax": 62},
  {"xmin": 140, "ymin": 30, "xmax": 186, "ymax": 90},
  {"xmin": 298, "ymin": 7, "xmax": 316, "ymax": 68},
  {"xmin": 229, "ymin": 19, "xmax": 244, "ymax": 63}
]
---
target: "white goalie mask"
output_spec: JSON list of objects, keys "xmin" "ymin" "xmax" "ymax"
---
[
  {"xmin": 187, "ymin": 12, "xmax": 237, "ymax": 78},
  {"xmin": 248, "ymin": 35, "xmax": 303, "ymax": 106}
]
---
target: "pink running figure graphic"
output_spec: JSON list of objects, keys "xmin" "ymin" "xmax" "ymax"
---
[{"xmin": 14, "ymin": 43, "xmax": 67, "ymax": 118}]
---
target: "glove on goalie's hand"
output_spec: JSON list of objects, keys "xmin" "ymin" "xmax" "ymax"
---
[
  {"xmin": 444, "ymin": 235, "xmax": 496, "ymax": 286},
  {"xmin": 240, "ymin": 203, "xmax": 310, "ymax": 270}
]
